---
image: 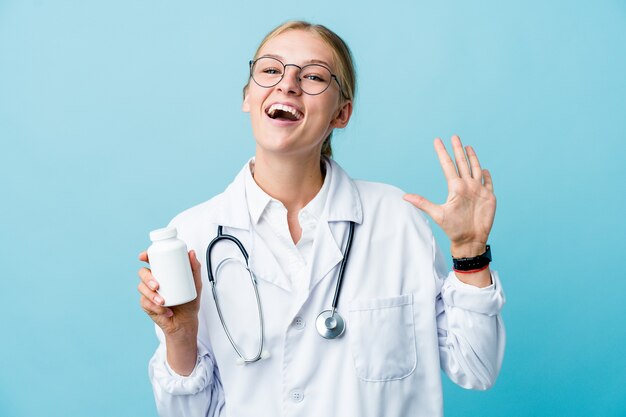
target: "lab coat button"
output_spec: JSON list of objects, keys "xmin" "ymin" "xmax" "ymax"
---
[
  {"xmin": 293, "ymin": 316, "xmax": 306, "ymax": 330},
  {"xmin": 289, "ymin": 389, "xmax": 304, "ymax": 403}
]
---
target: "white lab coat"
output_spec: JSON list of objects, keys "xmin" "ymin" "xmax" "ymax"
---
[{"xmin": 148, "ymin": 158, "xmax": 505, "ymax": 417}]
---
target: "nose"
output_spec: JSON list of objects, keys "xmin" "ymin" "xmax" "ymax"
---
[{"xmin": 275, "ymin": 64, "xmax": 302, "ymax": 95}]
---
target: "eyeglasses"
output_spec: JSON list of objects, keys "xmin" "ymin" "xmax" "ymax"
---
[{"xmin": 249, "ymin": 56, "xmax": 346, "ymax": 97}]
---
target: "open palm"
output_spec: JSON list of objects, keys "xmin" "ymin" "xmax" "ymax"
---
[{"xmin": 404, "ymin": 136, "xmax": 496, "ymax": 257}]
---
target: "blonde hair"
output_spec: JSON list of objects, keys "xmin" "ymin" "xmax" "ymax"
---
[{"xmin": 244, "ymin": 21, "xmax": 356, "ymax": 158}]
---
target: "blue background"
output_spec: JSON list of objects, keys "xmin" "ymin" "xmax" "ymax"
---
[{"xmin": 1, "ymin": 1, "xmax": 625, "ymax": 416}]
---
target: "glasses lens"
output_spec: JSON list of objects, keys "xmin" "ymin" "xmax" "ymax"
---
[
  {"xmin": 252, "ymin": 57, "xmax": 284, "ymax": 88},
  {"xmin": 299, "ymin": 64, "xmax": 332, "ymax": 95}
]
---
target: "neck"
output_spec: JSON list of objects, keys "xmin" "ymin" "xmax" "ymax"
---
[{"xmin": 252, "ymin": 149, "xmax": 325, "ymax": 213}]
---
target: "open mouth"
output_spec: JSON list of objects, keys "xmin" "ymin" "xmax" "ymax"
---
[{"xmin": 265, "ymin": 103, "xmax": 304, "ymax": 122}]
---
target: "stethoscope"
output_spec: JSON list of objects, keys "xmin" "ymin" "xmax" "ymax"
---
[{"xmin": 206, "ymin": 221, "xmax": 355, "ymax": 364}]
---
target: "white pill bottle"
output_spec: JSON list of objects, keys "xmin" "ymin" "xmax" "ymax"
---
[{"xmin": 147, "ymin": 226, "xmax": 197, "ymax": 307}]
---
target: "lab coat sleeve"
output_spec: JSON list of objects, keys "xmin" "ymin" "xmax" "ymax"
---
[
  {"xmin": 148, "ymin": 326, "xmax": 225, "ymax": 417},
  {"xmin": 433, "ymin": 236, "xmax": 506, "ymax": 390}
]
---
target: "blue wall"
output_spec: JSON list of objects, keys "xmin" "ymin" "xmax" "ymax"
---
[{"xmin": 1, "ymin": 1, "xmax": 624, "ymax": 416}]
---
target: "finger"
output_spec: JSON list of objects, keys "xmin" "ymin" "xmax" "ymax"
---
[
  {"xmin": 189, "ymin": 250, "xmax": 201, "ymax": 276},
  {"xmin": 138, "ymin": 251, "xmax": 149, "ymax": 263},
  {"xmin": 451, "ymin": 135, "xmax": 471, "ymax": 178},
  {"xmin": 139, "ymin": 295, "xmax": 173, "ymax": 318},
  {"xmin": 483, "ymin": 169, "xmax": 494, "ymax": 192},
  {"xmin": 403, "ymin": 194, "xmax": 443, "ymax": 224},
  {"xmin": 138, "ymin": 266, "xmax": 159, "ymax": 291},
  {"xmin": 189, "ymin": 250, "xmax": 203, "ymax": 293},
  {"xmin": 433, "ymin": 138, "xmax": 459, "ymax": 181},
  {"xmin": 137, "ymin": 281, "xmax": 165, "ymax": 307},
  {"xmin": 465, "ymin": 145, "xmax": 482, "ymax": 180}
]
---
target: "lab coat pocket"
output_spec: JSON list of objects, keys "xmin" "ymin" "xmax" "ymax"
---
[{"xmin": 348, "ymin": 294, "xmax": 417, "ymax": 382}]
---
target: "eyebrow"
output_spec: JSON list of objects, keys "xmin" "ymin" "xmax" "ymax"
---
[{"xmin": 261, "ymin": 54, "xmax": 333, "ymax": 68}]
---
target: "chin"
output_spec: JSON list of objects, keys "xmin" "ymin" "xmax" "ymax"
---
[{"xmin": 255, "ymin": 137, "xmax": 320, "ymax": 158}]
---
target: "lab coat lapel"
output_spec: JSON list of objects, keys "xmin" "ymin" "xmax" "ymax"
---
[
  {"xmin": 308, "ymin": 220, "xmax": 343, "ymax": 291},
  {"xmin": 308, "ymin": 159, "xmax": 363, "ymax": 291},
  {"xmin": 249, "ymin": 232, "xmax": 292, "ymax": 292},
  {"xmin": 205, "ymin": 161, "xmax": 291, "ymax": 292}
]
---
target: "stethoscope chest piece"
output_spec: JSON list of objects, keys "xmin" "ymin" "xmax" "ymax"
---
[{"xmin": 316, "ymin": 310, "xmax": 346, "ymax": 339}]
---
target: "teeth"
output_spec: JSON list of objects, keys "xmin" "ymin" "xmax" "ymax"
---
[{"xmin": 267, "ymin": 103, "xmax": 303, "ymax": 120}]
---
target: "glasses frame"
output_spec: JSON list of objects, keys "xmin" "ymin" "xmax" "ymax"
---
[{"xmin": 249, "ymin": 56, "xmax": 347, "ymax": 99}]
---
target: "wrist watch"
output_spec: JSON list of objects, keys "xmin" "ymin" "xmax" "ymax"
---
[{"xmin": 452, "ymin": 245, "xmax": 492, "ymax": 271}]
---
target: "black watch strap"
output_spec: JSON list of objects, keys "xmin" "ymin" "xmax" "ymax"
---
[{"xmin": 452, "ymin": 245, "xmax": 492, "ymax": 271}]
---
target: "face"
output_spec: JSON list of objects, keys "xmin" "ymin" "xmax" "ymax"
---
[{"xmin": 242, "ymin": 29, "xmax": 352, "ymax": 158}]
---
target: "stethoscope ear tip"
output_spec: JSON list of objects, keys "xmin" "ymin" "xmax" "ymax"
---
[
  {"xmin": 261, "ymin": 350, "xmax": 271, "ymax": 360},
  {"xmin": 235, "ymin": 357, "xmax": 246, "ymax": 366}
]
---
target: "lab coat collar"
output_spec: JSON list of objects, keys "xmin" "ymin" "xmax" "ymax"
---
[
  {"xmin": 243, "ymin": 160, "xmax": 273, "ymax": 225},
  {"xmin": 243, "ymin": 158, "xmax": 332, "ymax": 226},
  {"xmin": 204, "ymin": 171, "xmax": 251, "ymax": 230},
  {"xmin": 320, "ymin": 157, "xmax": 363, "ymax": 224},
  {"xmin": 205, "ymin": 157, "xmax": 362, "ymax": 293},
  {"xmin": 207, "ymin": 157, "xmax": 363, "ymax": 230}
]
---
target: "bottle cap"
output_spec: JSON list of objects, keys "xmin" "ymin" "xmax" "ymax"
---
[{"xmin": 149, "ymin": 226, "xmax": 177, "ymax": 242}]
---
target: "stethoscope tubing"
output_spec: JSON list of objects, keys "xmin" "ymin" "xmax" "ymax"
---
[
  {"xmin": 207, "ymin": 226, "xmax": 265, "ymax": 363},
  {"xmin": 207, "ymin": 226, "xmax": 249, "ymax": 282},
  {"xmin": 330, "ymin": 221, "xmax": 355, "ymax": 316},
  {"xmin": 206, "ymin": 221, "xmax": 356, "ymax": 363}
]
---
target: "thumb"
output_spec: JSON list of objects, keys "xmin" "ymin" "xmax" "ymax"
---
[
  {"xmin": 403, "ymin": 194, "xmax": 441, "ymax": 222},
  {"xmin": 188, "ymin": 250, "xmax": 203, "ymax": 290}
]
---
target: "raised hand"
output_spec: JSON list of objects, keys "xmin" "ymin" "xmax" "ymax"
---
[{"xmin": 403, "ymin": 135, "xmax": 496, "ymax": 258}]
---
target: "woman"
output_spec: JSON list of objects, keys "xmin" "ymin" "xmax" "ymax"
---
[{"xmin": 138, "ymin": 21, "xmax": 505, "ymax": 417}]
